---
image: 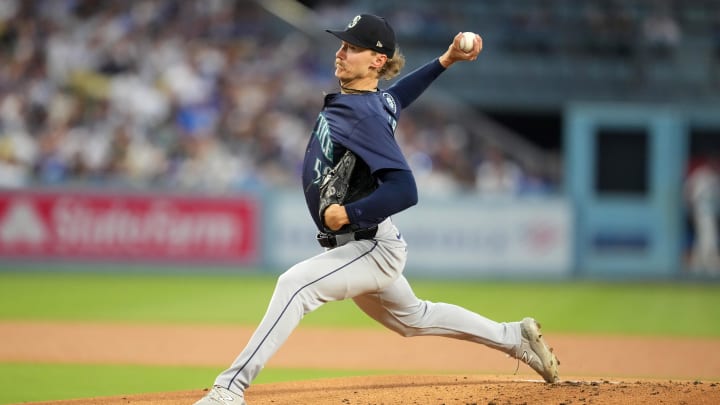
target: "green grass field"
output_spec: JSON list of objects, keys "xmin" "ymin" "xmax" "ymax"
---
[{"xmin": 1, "ymin": 271, "xmax": 719, "ymax": 404}]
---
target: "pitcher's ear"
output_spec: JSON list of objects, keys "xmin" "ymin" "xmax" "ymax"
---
[{"xmin": 370, "ymin": 53, "xmax": 387, "ymax": 68}]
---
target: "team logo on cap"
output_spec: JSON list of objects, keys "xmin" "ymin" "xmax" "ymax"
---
[
  {"xmin": 376, "ymin": 41, "xmax": 383, "ymax": 48},
  {"xmin": 348, "ymin": 15, "xmax": 361, "ymax": 28}
]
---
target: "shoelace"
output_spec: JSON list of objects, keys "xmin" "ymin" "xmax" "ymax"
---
[{"xmin": 510, "ymin": 348, "xmax": 527, "ymax": 376}]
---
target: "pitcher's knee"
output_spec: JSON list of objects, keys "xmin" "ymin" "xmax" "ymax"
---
[
  {"xmin": 390, "ymin": 300, "xmax": 433, "ymax": 337},
  {"xmin": 276, "ymin": 265, "xmax": 336, "ymax": 313},
  {"xmin": 276, "ymin": 266, "xmax": 309, "ymax": 291}
]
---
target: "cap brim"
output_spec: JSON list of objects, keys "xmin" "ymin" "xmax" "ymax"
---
[{"xmin": 326, "ymin": 29, "xmax": 367, "ymax": 49}]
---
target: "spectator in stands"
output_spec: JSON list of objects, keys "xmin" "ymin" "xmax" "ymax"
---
[
  {"xmin": 684, "ymin": 153, "xmax": 720, "ymax": 275},
  {"xmin": 581, "ymin": 0, "xmax": 636, "ymax": 58},
  {"xmin": 475, "ymin": 144, "xmax": 524, "ymax": 198},
  {"xmin": 70, "ymin": 118, "xmax": 164, "ymax": 190},
  {"xmin": 0, "ymin": 136, "xmax": 28, "ymax": 187},
  {"xmin": 505, "ymin": 3, "xmax": 554, "ymax": 54},
  {"xmin": 641, "ymin": 4, "xmax": 682, "ymax": 58},
  {"xmin": 33, "ymin": 124, "xmax": 70, "ymax": 185}
]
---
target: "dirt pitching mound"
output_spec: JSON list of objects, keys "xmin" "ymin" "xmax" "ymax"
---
[
  {"xmin": 27, "ymin": 375, "xmax": 720, "ymax": 404},
  {"xmin": 4, "ymin": 322, "xmax": 720, "ymax": 404}
]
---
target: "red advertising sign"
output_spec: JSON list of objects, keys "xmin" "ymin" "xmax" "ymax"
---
[{"xmin": 0, "ymin": 190, "xmax": 259, "ymax": 264}]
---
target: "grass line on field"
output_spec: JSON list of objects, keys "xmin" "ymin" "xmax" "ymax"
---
[
  {"xmin": 0, "ymin": 362, "xmax": 399, "ymax": 405},
  {"xmin": 0, "ymin": 272, "xmax": 719, "ymax": 337}
]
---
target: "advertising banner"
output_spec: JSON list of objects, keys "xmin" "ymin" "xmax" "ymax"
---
[
  {"xmin": 393, "ymin": 198, "xmax": 572, "ymax": 277},
  {"xmin": 267, "ymin": 191, "xmax": 572, "ymax": 277},
  {"xmin": 0, "ymin": 190, "xmax": 259, "ymax": 264}
]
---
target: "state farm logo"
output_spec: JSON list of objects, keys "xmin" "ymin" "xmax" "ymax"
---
[
  {"xmin": 0, "ymin": 198, "xmax": 48, "ymax": 245},
  {"xmin": 0, "ymin": 192, "xmax": 257, "ymax": 261},
  {"xmin": 50, "ymin": 198, "xmax": 241, "ymax": 250}
]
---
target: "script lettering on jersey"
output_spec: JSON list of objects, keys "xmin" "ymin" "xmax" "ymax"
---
[
  {"xmin": 310, "ymin": 113, "xmax": 334, "ymax": 185},
  {"xmin": 314, "ymin": 113, "xmax": 333, "ymax": 160}
]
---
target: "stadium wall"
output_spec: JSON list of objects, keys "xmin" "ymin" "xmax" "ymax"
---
[{"xmin": 0, "ymin": 185, "xmax": 681, "ymax": 279}]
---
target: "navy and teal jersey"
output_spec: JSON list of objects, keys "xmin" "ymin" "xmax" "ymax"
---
[{"xmin": 302, "ymin": 59, "xmax": 447, "ymax": 231}]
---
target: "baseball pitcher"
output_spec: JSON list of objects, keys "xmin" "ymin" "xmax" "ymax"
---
[{"xmin": 195, "ymin": 13, "xmax": 560, "ymax": 405}]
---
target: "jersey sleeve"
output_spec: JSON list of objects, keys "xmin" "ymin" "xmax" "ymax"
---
[
  {"xmin": 387, "ymin": 58, "xmax": 446, "ymax": 109},
  {"xmin": 344, "ymin": 169, "xmax": 418, "ymax": 226}
]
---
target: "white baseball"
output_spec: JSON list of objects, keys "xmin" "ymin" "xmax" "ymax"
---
[{"xmin": 459, "ymin": 32, "xmax": 475, "ymax": 52}]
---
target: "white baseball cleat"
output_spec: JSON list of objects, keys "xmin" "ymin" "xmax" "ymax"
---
[
  {"xmin": 194, "ymin": 385, "xmax": 247, "ymax": 405},
  {"xmin": 517, "ymin": 317, "xmax": 560, "ymax": 383}
]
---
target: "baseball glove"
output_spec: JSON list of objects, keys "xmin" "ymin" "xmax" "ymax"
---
[{"xmin": 318, "ymin": 149, "xmax": 377, "ymax": 233}]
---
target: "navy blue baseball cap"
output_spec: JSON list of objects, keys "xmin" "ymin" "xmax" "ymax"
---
[{"xmin": 326, "ymin": 14, "xmax": 396, "ymax": 57}]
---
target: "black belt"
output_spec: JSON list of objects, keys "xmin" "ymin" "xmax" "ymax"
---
[{"xmin": 316, "ymin": 225, "xmax": 378, "ymax": 248}]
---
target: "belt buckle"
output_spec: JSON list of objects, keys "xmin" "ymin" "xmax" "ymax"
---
[{"xmin": 316, "ymin": 232, "xmax": 337, "ymax": 248}]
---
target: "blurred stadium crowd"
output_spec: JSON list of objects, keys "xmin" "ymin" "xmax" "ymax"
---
[
  {"xmin": 0, "ymin": 0, "xmax": 716, "ymax": 196},
  {"xmin": 0, "ymin": 0, "xmax": 562, "ymax": 197},
  {"xmin": 0, "ymin": 0, "xmax": 319, "ymax": 193}
]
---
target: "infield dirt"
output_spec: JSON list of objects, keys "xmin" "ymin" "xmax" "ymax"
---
[{"xmin": 3, "ymin": 321, "xmax": 720, "ymax": 404}]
